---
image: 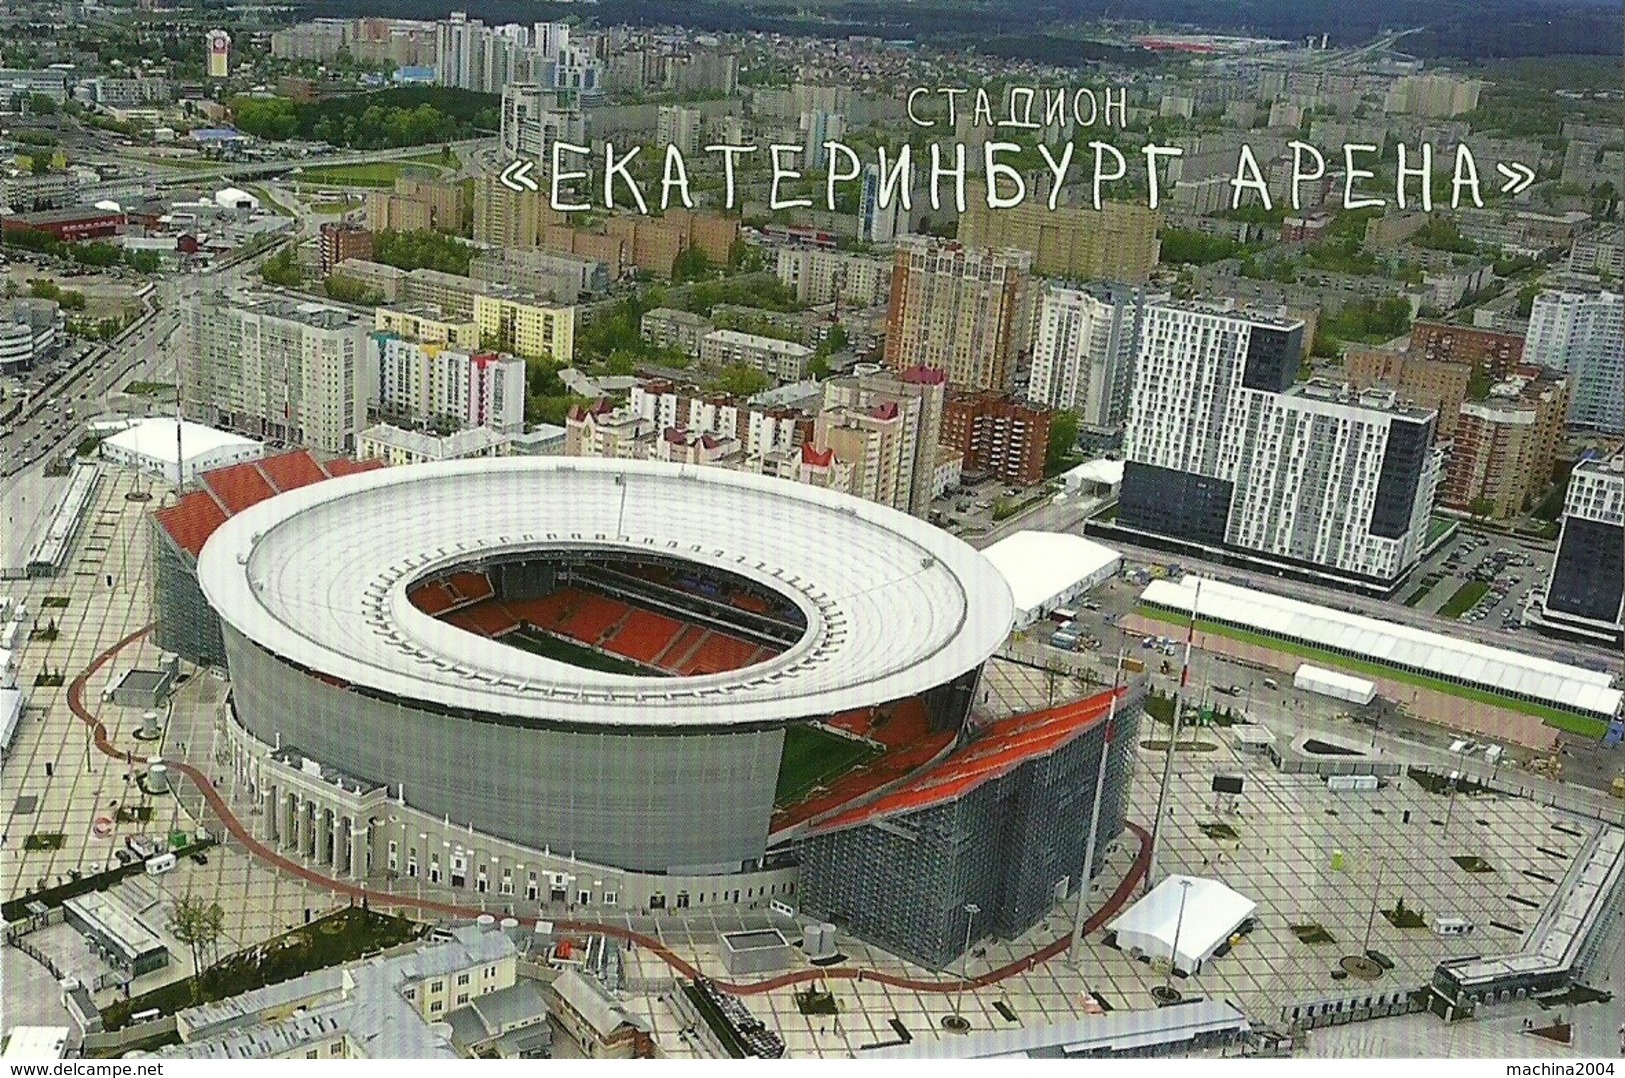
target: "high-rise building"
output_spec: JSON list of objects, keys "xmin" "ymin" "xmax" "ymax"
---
[
  {"xmin": 318, "ymin": 222, "xmax": 372, "ymax": 276},
  {"xmin": 206, "ymin": 30, "xmax": 231, "ymax": 79},
  {"xmin": 799, "ymin": 110, "xmax": 846, "ymax": 171},
  {"xmin": 1439, "ymin": 375, "xmax": 1570, "ymax": 519},
  {"xmin": 958, "ymin": 190, "xmax": 1159, "ymax": 283},
  {"xmin": 941, "ymin": 393, "xmax": 1054, "ymax": 488},
  {"xmin": 884, "ymin": 239, "xmax": 1031, "ymax": 392},
  {"xmin": 471, "ymin": 175, "xmax": 559, "ymax": 250},
  {"xmin": 819, "ymin": 365, "xmax": 947, "ymax": 515},
  {"xmin": 1531, "ymin": 452, "xmax": 1625, "ymax": 646},
  {"xmin": 1526, "ymin": 290, "xmax": 1625, "ymax": 433},
  {"xmin": 1344, "ymin": 347, "xmax": 1473, "ymax": 440},
  {"xmin": 500, "ymin": 83, "xmax": 586, "ymax": 163},
  {"xmin": 181, "ymin": 291, "xmax": 368, "ymax": 454},
  {"xmin": 1382, "ymin": 74, "xmax": 1482, "ymax": 118},
  {"xmin": 1113, "ymin": 302, "xmax": 1441, "ymax": 591},
  {"xmin": 366, "ymin": 333, "xmax": 526, "ymax": 434},
  {"xmin": 1028, "ymin": 283, "xmax": 1167, "ymax": 428},
  {"xmin": 656, "ymin": 105, "xmax": 701, "ymax": 156},
  {"xmin": 859, "ymin": 164, "xmax": 906, "ymax": 244},
  {"xmin": 1408, "ymin": 320, "xmax": 1525, "ymax": 379}
]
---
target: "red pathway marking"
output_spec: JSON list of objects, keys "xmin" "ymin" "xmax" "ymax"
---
[{"xmin": 67, "ymin": 625, "xmax": 1151, "ymax": 996}]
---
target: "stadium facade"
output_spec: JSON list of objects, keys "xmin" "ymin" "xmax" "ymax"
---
[
  {"xmin": 794, "ymin": 685, "xmax": 1142, "ymax": 968},
  {"xmin": 179, "ymin": 457, "xmax": 1024, "ymax": 909}
]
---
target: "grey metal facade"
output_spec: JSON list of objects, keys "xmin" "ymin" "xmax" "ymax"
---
[
  {"xmin": 151, "ymin": 521, "xmax": 227, "ymax": 668},
  {"xmin": 795, "ymin": 688, "xmax": 1143, "ymax": 969},
  {"xmin": 222, "ymin": 623, "xmax": 786, "ymax": 875}
]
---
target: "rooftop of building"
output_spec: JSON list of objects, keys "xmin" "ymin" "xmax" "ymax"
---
[{"xmin": 200, "ymin": 290, "xmax": 367, "ymax": 330}]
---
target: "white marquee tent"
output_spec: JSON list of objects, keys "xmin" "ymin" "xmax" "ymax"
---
[
  {"xmin": 1109, "ymin": 875, "xmax": 1257, "ymax": 975},
  {"xmin": 1141, "ymin": 575, "xmax": 1622, "ymax": 720},
  {"xmin": 982, "ymin": 531, "xmax": 1121, "ymax": 629}
]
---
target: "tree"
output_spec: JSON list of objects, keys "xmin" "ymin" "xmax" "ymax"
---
[
  {"xmin": 29, "ymin": 154, "xmax": 51, "ymax": 175},
  {"xmin": 671, "ymin": 245, "xmax": 714, "ymax": 283},
  {"xmin": 168, "ymin": 893, "xmax": 226, "ymax": 997},
  {"xmin": 711, "ymin": 365, "xmax": 772, "ymax": 398},
  {"xmin": 1046, "ymin": 411, "xmax": 1080, "ymax": 470},
  {"xmin": 259, "ymin": 246, "xmax": 304, "ymax": 288},
  {"xmin": 1468, "ymin": 496, "xmax": 1497, "ymax": 521}
]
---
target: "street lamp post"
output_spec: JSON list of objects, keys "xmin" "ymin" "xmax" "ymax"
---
[
  {"xmin": 1167, "ymin": 878, "xmax": 1194, "ymax": 989},
  {"xmin": 955, "ymin": 902, "xmax": 980, "ymax": 1020}
]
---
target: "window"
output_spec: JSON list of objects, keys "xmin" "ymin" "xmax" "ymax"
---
[
  {"xmin": 456, "ymin": 973, "xmax": 470, "ymax": 986},
  {"xmin": 431, "ymin": 980, "xmax": 443, "ymax": 993},
  {"xmin": 403, "ymin": 989, "xmax": 415, "ymax": 1001},
  {"xmin": 306, "ymin": 1050, "xmax": 319, "ymax": 1059},
  {"xmin": 603, "ymin": 891, "xmax": 617, "ymax": 906},
  {"xmin": 457, "ymin": 993, "xmax": 469, "ymax": 1005},
  {"xmin": 430, "ymin": 1001, "xmax": 443, "ymax": 1014}
]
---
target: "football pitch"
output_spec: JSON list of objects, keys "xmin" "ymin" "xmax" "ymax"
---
[{"xmin": 774, "ymin": 725, "xmax": 880, "ymax": 807}]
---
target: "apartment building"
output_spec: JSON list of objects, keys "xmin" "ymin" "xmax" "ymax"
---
[
  {"xmin": 1408, "ymin": 320, "xmax": 1525, "ymax": 379},
  {"xmin": 1383, "ymin": 74, "xmax": 1482, "ymax": 118},
  {"xmin": 640, "ymin": 308, "xmax": 713, "ymax": 357},
  {"xmin": 1028, "ymin": 283, "xmax": 1166, "ymax": 429},
  {"xmin": 1526, "ymin": 290, "xmax": 1625, "ymax": 433},
  {"xmin": 884, "ymin": 239, "xmax": 1032, "ymax": 392},
  {"xmin": 366, "ymin": 333, "xmax": 526, "ymax": 434},
  {"xmin": 469, "ymin": 247, "xmax": 608, "ymax": 303},
  {"xmin": 318, "ymin": 222, "xmax": 371, "ymax": 276},
  {"xmin": 1439, "ymin": 375, "xmax": 1570, "ymax": 519},
  {"xmin": 500, "ymin": 83, "xmax": 586, "ymax": 162},
  {"xmin": 699, "ymin": 329, "xmax": 813, "ymax": 383},
  {"xmin": 1344, "ymin": 347, "xmax": 1472, "ymax": 440},
  {"xmin": 471, "ymin": 174, "xmax": 560, "ymax": 249},
  {"xmin": 471, "ymin": 293, "xmax": 575, "ymax": 362},
  {"xmin": 357, "ymin": 422, "xmax": 509, "ymax": 466},
  {"xmin": 374, "ymin": 305, "xmax": 481, "ymax": 349},
  {"xmin": 364, "ymin": 189, "xmax": 433, "ymax": 233},
  {"xmin": 181, "ymin": 291, "xmax": 368, "ymax": 455},
  {"xmin": 941, "ymin": 393, "xmax": 1054, "ymax": 488},
  {"xmin": 958, "ymin": 190, "xmax": 1159, "ymax": 283},
  {"xmin": 1532, "ymin": 452, "xmax": 1625, "ymax": 646},
  {"xmin": 819, "ymin": 365, "xmax": 947, "ymax": 515},
  {"xmin": 774, "ymin": 247, "xmax": 890, "ymax": 307},
  {"xmin": 1113, "ymin": 303, "xmax": 1441, "ymax": 591}
]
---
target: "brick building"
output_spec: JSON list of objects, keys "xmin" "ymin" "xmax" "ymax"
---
[{"xmin": 942, "ymin": 392, "xmax": 1053, "ymax": 487}]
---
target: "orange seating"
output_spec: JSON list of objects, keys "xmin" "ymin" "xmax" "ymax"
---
[
  {"xmin": 256, "ymin": 451, "xmax": 327, "ymax": 493},
  {"xmin": 678, "ymin": 631, "xmax": 763, "ymax": 676},
  {"xmin": 203, "ymin": 461, "xmax": 278, "ymax": 515},
  {"xmin": 154, "ymin": 493, "xmax": 230, "ymax": 557},
  {"xmin": 606, "ymin": 609, "xmax": 684, "ymax": 664},
  {"xmin": 447, "ymin": 570, "xmax": 494, "ymax": 603},
  {"xmin": 410, "ymin": 582, "xmax": 459, "ymax": 616},
  {"xmin": 561, "ymin": 594, "xmax": 629, "ymax": 643},
  {"xmin": 444, "ymin": 601, "xmax": 518, "ymax": 638}
]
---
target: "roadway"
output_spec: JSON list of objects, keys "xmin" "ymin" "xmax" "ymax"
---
[{"xmin": 1, "ymin": 247, "xmax": 270, "ymax": 570}]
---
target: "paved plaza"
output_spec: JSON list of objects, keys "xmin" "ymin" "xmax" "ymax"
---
[{"xmin": 3, "ymin": 462, "xmax": 1620, "ymax": 1056}]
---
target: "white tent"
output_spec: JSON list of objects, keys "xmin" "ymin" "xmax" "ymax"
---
[
  {"xmin": 982, "ymin": 531, "xmax": 1121, "ymax": 629},
  {"xmin": 1108, "ymin": 875, "xmax": 1256, "ymax": 974},
  {"xmin": 1294, "ymin": 664, "xmax": 1376, "ymax": 705}
]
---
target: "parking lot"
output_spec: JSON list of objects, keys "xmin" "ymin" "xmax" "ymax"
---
[{"xmin": 1404, "ymin": 530, "xmax": 1554, "ymax": 633}]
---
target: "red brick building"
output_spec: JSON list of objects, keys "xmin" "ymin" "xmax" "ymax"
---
[
  {"xmin": 1409, "ymin": 321, "xmax": 1525, "ymax": 380},
  {"xmin": 2, "ymin": 207, "xmax": 125, "ymax": 242},
  {"xmin": 941, "ymin": 392, "xmax": 1054, "ymax": 487},
  {"xmin": 319, "ymin": 222, "xmax": 374, "ymax": 276}
]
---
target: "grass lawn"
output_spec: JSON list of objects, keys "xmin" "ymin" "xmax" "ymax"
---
[
  {"xmin": 1135, "ymin": 605, "xmax": 1611, "ymax": 738},
  {"xmin": 1403, "ymin": 583, "xmax": 1435, "ymax": 607},
  {"xmin": 502, "ymin": 628, "xmax": 651, "ymax": 676},
  {"xmin": 774, "ymin": 725, "xmax": 879, "ymax": 807},
  {"xmin": 1425, "ymin": 516, "xmax": 1458, "ymax": 547},
  {"xmin": 298, "ymin": 160, "xmax": 445, "ymax": 188},
  {"xmin": 1438, "ymin": 581, "xmax": 1489, "ymax": 619},
  {"xmin": 123, "ymin": 380, "xmax": 174, "ymax": 396}
]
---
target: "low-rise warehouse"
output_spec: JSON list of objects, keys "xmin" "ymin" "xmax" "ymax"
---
[
  {"xmin": 1294, "ymin": 663, "xmax": 1377, "ymax": 706},
  {"xmin": 1140, "ymin": 576, "xmax": 1622, "ymax": 724}
]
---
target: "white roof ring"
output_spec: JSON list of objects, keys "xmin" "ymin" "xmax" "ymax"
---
[{"xmin": 199, "ymin": 457, "xmax": 1015, "ymax": 729}]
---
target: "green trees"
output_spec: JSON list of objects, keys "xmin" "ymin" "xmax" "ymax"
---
[
  {"xmin": 168, "ymin": 894, "xmax": 226, "ymax": 998},
  {"xmin": 1159, "ymin": 229, "xmax": 1248, "ymax": 266},
  {"xmin": 230, "ymin": 88, "xmax": 499, "ymax": 150},
  {"xmin": 711, "ymin": 365, "xmax": 772, "ymax": 398},
  {"xmin": 671, "ymin": 245, "xmax": 715, "ymax": 283},
  {"xmin": 258, "ymin": 247, "xmax": 304, "ymax": 288},
  {"xmin": 323, "ymin": 275, "xmax": 384, "ymax": 305},
  {"xmin": 1046, "ymin": 411, "xmax": 1080, "ymax": 471},
  {"xmin": 372, "ymin": 230, "xmax": 473, "ymax": 275}
]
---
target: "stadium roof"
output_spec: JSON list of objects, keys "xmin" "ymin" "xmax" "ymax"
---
[
  {"xmin": 1142, "ymin": 576, "xmax": 1622, "ymax": 719},
  {"xmin": 981, "ymin": 531, "xmax": 1121, "ymax": 618},
  {"xmin": 1107, "ymin": 875, "xmax": 1257, "ymax": 973},
  {"xmin": 197, "ymin": 457, "xmax": 1015, "ymax": 730},
  {"xmin": 102, "ymin": 418, "xmax": 259, "ymax": 464}
]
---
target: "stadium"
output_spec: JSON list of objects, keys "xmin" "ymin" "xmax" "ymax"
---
[{"xmin": 192, "ymin": 456, "xmax": 1017, "ymax": 880}]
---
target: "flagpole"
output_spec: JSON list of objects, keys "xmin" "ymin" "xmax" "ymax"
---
[
  {"xmin": 1071, "ymin": 650, "xmax": 1124, "ymax": 967},
  {"xmin": 1145, "ymin": 576, "xmax": 1201, "ymax": 896}
]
